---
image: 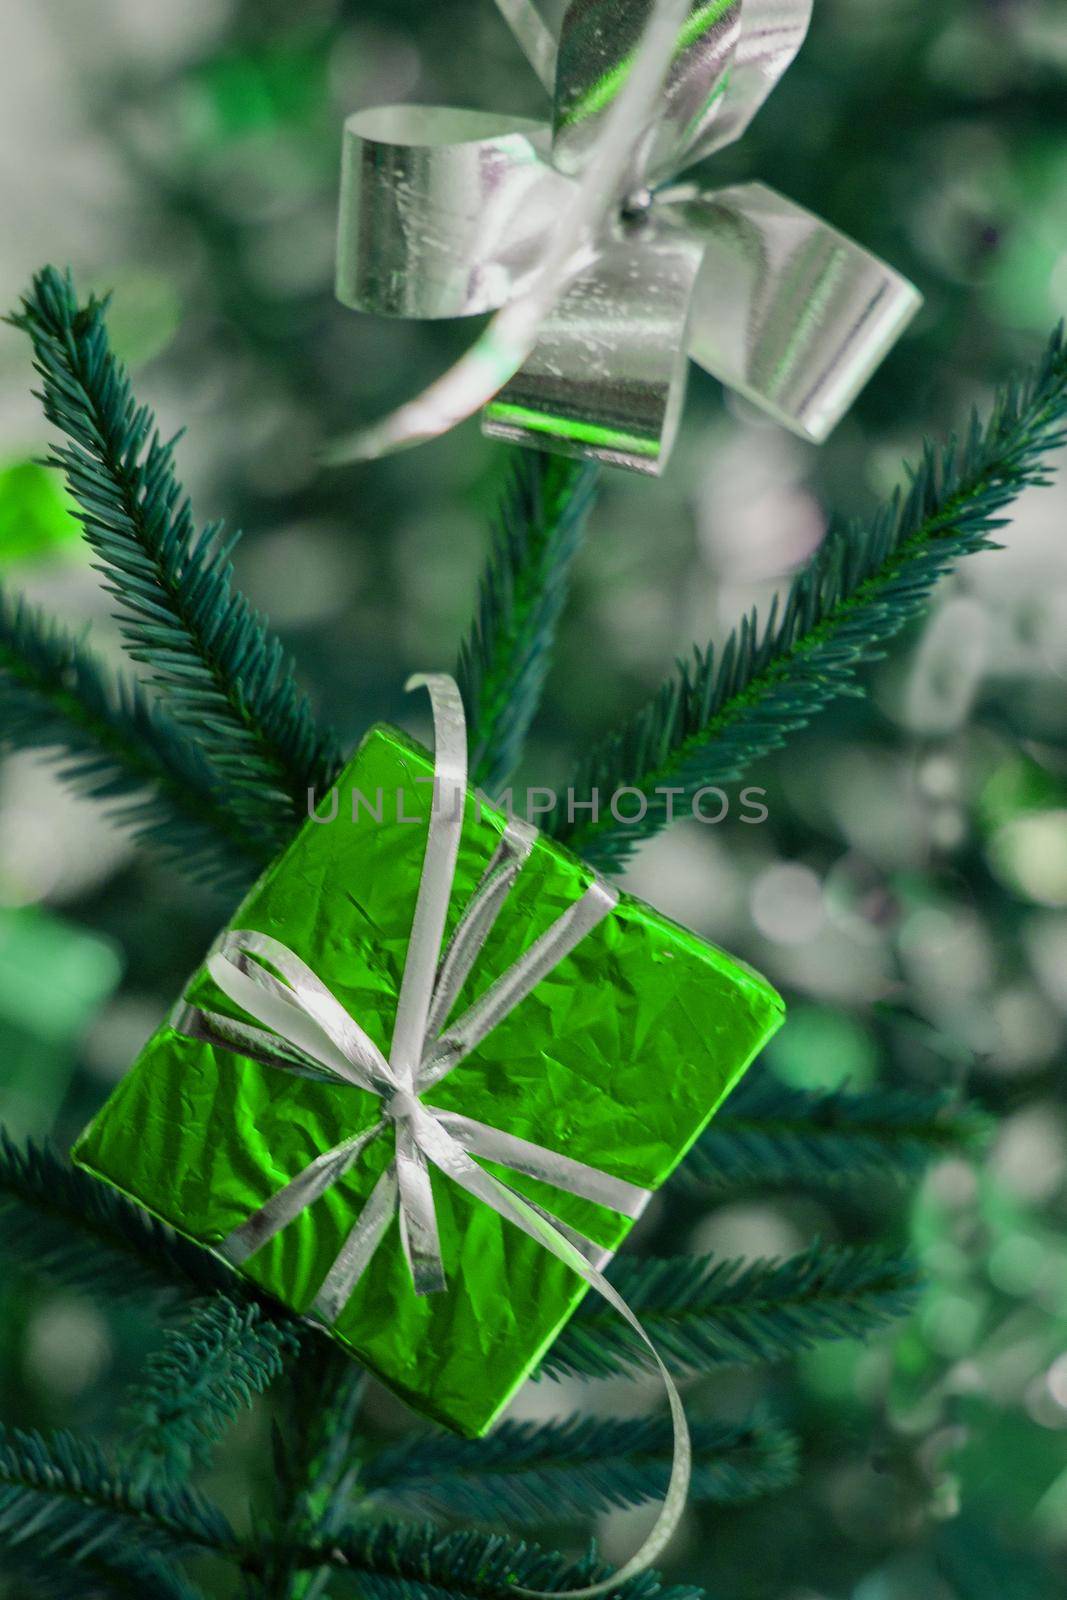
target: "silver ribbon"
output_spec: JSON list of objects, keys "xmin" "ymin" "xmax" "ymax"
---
[
  {"xmin": 328, "ymin": 0, "xmax": 922, "ymax": 475},
  {"xmin": 177, "ymin": 673, "xmax": 691, "ymax": 1598}
]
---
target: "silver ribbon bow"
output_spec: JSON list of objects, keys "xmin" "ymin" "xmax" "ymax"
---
[
  {"xmin": 329, "ymin": 0, "xmax": 922, "ymax": 475},
  {"xmin": 177, "ymin": 674, "xmax": 690, "ymax": 1598}
]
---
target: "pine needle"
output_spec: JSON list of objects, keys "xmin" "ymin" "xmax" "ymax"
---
[
  {"xmin": 551, "ymin": 324, "xmax": 1067, "ymax": 867},
  {"xmin": 124, "ymin": 1295, "xmax": 300, "ymax": 1480},
  {"xmin": 365, "ymin": 1412, "xmax": 798, "ymax": 1522},
  {"xmin": 253, "ymin": 1348, "xmax": 366, "ymax": 1599},
  {"xmin": 0, "ymin": 1133, "xmax": 238, "ymax": 1303},
  {"xmin": 458, "ymin": 452, "xmax": 598, "ymax": 794},
  {"xmin": 0, "ymin": 1424, "xmax": 234, "ymax": 1584},
  {"xmin": 289, "ymin": 1519, "xmax": 704, "ymax": 1600},
  {"xmin": 0, "ymin": 584, "xmax": 269, "ymax": 888},
  {"xmin": 543, "ymin": 1242, "xmax": 919, "ymax": 1379},
  {"xmin": 1, "ymin": 1543, "xmax": 206, "ymax": 1600},
  {"xmin": 8, "ymin": 266, "xmax": 342, "ymax": 851},
  {"xmin": 686, "ymin": 1078, "xmax": 992, "ymax": 1191}
]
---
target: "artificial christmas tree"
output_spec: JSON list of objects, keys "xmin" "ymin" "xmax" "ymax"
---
[{"xmin": 2, "ymin": 0, "xmax": 1067, "ymax": 1594}]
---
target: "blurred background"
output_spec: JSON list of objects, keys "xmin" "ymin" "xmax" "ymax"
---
[{"xmin": 1, "ymin": 0, "xmax": 1067, "ymax": 1596}]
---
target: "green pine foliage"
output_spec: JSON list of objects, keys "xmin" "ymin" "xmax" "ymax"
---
[
  {"xmin": 8, "ymin": 268, "xmax": 342, "ymax": 850},
  {"xmin": 551, "ymin": 325, "xmax": 1067, "ymax": 867},
  {"xmin": 287, "ymin": 1521, "xmax": 705, "ymax": 1600},
  {"xmin": 258, "ymin": 1350, "xmax": 367, "ymax": 1600},
  {"xmin": 688, "ymin": 1079, "xmax": 992, "ymax": 1191},
  {"xmin": 545, "ymin": 1244, "xmax": 920, "ymax": 1380},
  {"xmin": 0, "ymin": 1136, "xmax": 921, "ymax": 1595},
  {"xmin": 0, "ymin": 1425, "xmax": 234, "ymax": 1584},
  {"xmin": 364, "ymin": 1413, "xmax": 798, "ymax": 1522},
  {"xmin": 457, "ymin": 452, "xmax": 598, "ymax": 794},
  {"xmin": 125, "ymin": 1297, "xmax": 300, "ymax": 1480},
  {"xmin": 4, "ymin": 1547, "xmax": 205, "ymax": 1600},
  {"xmin": 934, "ymin": 1520, "xmax": 1052, "ymax": 1600},
  {"xmin": 0, "ymin": 1134, "xmax": 235, "ymax": 1303},
  {"xmin": 4, "ymin": 264, "xmax": 1062, "ymax": 1598},
  {"xmin": 0, "ymin": 585, "xmax": 267, "ymax": 888}
]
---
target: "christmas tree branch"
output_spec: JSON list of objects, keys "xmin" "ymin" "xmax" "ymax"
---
[
  {"xmin": 458, "ymin": 453, "xmax": 598, "ymax": 794},
  {"xmin": 124, "ymin": 1296, "xmax": 299, "ymax": 1482},
  {"xmin": 543, "ymin": 1242, "xmax": 919, "ymax": 1380},
  {"xmin": 3, "ymin": 1544, "xmax": 206, "ymax": 1600},
  {"xmin": 9, "ymin": 267, "xmax": 342, "ymax": 850},
  {"xmin": 686, "ymin": 1079, "xmax": 991, "ymax": 1191},
  {"xmin": 0, "ymin": 585, "xmax": 269, "ymax": 888},
  {"xmin": 550, "ymin": 324, "xmax": 1067, "ymax": 867},
  {"xmin": 0, "ymin": 1134, "xmax": 240, "ymax": 1303},
  {"xmin": 280, "ymin": 1520, "xmax": 703, "ymax": 1600},
  {"xmin": 364, "ymin": 1412, "xmax": 797, "ymax": 1522},
  {"xmin": 258, "ymin": 1350, "xmax": 366, "ymax": 1600},
  {"xmin": 0, "ymin": 1425, "xmax": 235, "ymax": 1582}
]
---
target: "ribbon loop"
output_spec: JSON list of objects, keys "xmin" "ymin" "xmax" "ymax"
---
[
  {"xmin": 389, "ymin": 674, "xmax": 470, "ymax": 1084},
  {"xmin": 336, "ymin": 106, "xmax": 570, "ymax": 321},
  {"xmin": 206, "ymin": 944, "xmax": 372, "ymax": 1092},
  {"xmin": 691, "ymin": 0, "xmax": 814, "ymax": 159},
  {"xmin": 551, "ymin": 0, "xmax": 743, "ymax": 185},
  {"xmin": 680, "ymin": 182, "xmax": 924, "ymax": 444}
]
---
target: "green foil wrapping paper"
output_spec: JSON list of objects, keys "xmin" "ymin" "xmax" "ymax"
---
[{"xmin": 73, "ymin": 723, "xmax": 784, "ymax": 1437}]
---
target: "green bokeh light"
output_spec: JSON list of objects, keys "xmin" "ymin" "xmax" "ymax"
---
[
  {"xmin": 0, "ymin": 460, "xmax": 80, "ymax": 565},
  {"xmin": 765, "ymin": 1003, "xmax": 879, "ymax": 1091}
]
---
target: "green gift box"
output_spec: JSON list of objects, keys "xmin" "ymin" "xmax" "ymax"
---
[{"xmin": 73, "ymin": 701, "xmax": 784, "ymax": 1438}]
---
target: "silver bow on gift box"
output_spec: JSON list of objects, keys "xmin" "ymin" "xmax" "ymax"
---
[{"xmin": 329, "ymin": 0, "xmax": 922, "ymax": 476}]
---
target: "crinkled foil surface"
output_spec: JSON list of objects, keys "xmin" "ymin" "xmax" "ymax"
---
[{"xmin": 73, "ymin": 724, "xmax": 784, "ymax": 1436}]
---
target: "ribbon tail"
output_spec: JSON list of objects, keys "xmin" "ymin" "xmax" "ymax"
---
[
  {"xmin": 412, "ymin": 1108, "xmax": 689, "ymax": 1598},
  {"xmin": 324, "ymin": 243, "xmax": 594, "ymax": 466},
  {"xmin": 221, "ymin": 1121, "xmax": 386, "ymax": 1267},
  {"xmin": 325, "ymin": 0, "xmax": 697, "ymax": 466},
  {"xmin": 518, "ymin": 1242, "xmax": 691, "ymax": 1597},
  {"xmin": 396, "ymin": 1124, "xmax": 447, "ymax": 1297},
  {"xmin": 311, "ymin": 1161, "xmax": 400, "ymax": 1324},
  {"xmin": 419, "ymin": 873, "xmax": 619, "ymax": 1092},
  {"xmin": 678, "ymin": 182, "xmax": 922, "ymax": 443},
  {"xmin": 432, "ymin": 1109, "xmax": 650, "ymax": 1225},
  {"xmin": 425, "ymin": 817, "xmax": 538, "ymax": 1041}
]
